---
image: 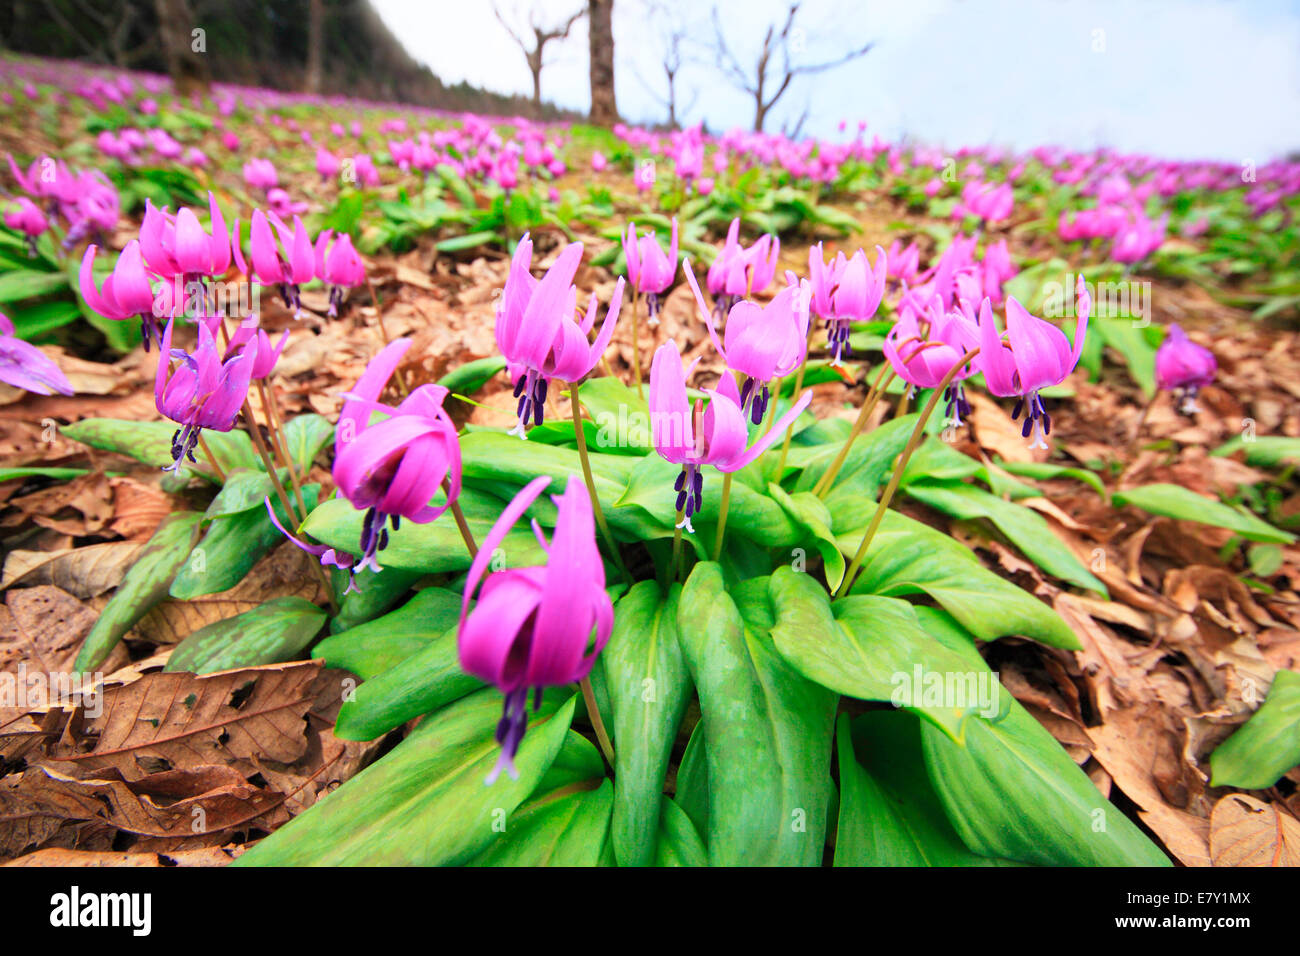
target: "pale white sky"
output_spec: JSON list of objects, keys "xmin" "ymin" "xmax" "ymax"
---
[{"xmin": 370, "ymin": 0, "xmax": 1300, "ymax": 161}]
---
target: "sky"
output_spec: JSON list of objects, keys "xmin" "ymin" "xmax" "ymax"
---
[{"xmin": 370, "ymin": 0, "xmax": 1300, "ymax": 162}]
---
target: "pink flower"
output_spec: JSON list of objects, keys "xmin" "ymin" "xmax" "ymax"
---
[
  {"xmin": 458, "ymin": 474, "xmax": 613, "ymax": 783},
  {"xmin": 1155, "ymin": 324, "xmax": 1216, "ymax": 413},
  {"xmin": 623, "ymin": 217, "xmax": 678, "ymax": 325},
  {"xmin": 333, "ymin": 338, "xmax": 464, "ymax": 573},
  {"xmin": 649, "ymin": 340, "xmax": 812, "ymax": 532},
  {"xmin": 976, "ymin": 276, "xmax": 1089, "ymax": 449},
  {"xmin": 154, "ymin": 318, "xmax": 255, "ymax": 473},
  {"xmin": 316, "ymin": 148, "xmax": 341, "ymax": 181},
  {"xmin": 313, "ymin": 231, "xmax": 366, "ymax": 316},
  {"xmin": 883, "ymin": 295, "xmax": 979, "ymax": 424},
  {"xmin": 591, "ymin": 150, "xmax": 608, "ymax": 172},
  {"xmin": 80, "ymin": 240, "xmax": 164, "ymax": 349},
  {"xmin": 0, "ymin": 312, "xmax": 73, "ymax": 396}
]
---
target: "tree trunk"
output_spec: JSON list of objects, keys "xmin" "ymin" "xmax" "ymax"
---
[
  {"xmin": 153, "ymin": 0, "xmax": 208, "ymax": 96},
  {"xmin": 587, "ymin": 0, "xmax": 617, "ymax": 126},
  {"xmin": 305, "ymin": 0, "xmax": 325, "ymax": 94}
]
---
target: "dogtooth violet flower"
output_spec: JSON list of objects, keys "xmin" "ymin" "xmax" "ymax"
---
[
  {"xmin": 883, "ymin": 294, "xmax": 979, "ymax": 426},
  {"xmin": 80, "ymin": 240, "xmax": 163, "ymax": 349},
  {"xmin": 622, "ymin": 217, "xmax": 678, "ymax": 326},
  {"xmin": 332, "ymin": 337, "xmax": 464, "ymax": 575},
  {"xmin": 235, "ymin": 209, "xmax": 315, "ymax": 316},
  {"xmin": 706, "ymin": 218, "xmax": 781, "ymax": 319},
  {"xmin": 264, "ymin": 500, "xmax": 363, "ymax": 594},
  {"xmin": 458, "ymin": 475, "xmax": 612, "ymax": 784},
  {"xmin": 1155, "ymin": 324, "xmax": 1216, "ymax": 413},
  {"xmin": 977, "ymin": 275, "xmax": 1090, "ymax": 450},
  {"xmin": 650, "ymin": 340, "xmax": 813, "ymax": 533},
  {"xmin": 496, "ymin": 235, "xmax": 624, "ymax": 438},
  {"xmin": 154, "ymin": 317, "xmax": 255, "ymax": 474},
  {"xmin": 810, "ymin": 244, "xmax": 887, "ymax": 365},
  {"xmin": 0, "ymin": 311, "xmax": 73, "ymax": 396},
  {"xmin": 139, "ymin": 193, "xmax": 232, "ymax": 290},
  {"xmin": 683, "ymin": 260, "xmax": 808, "ymax": 424},
  {"xmin": 313, "ymin": 230, "xmax": 366, "ymax": 317}
]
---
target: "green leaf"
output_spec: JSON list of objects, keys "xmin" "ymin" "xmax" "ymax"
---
[
  {"xmin": 1112, "ymin": 484, "xmax": 1294, "ymax": 544},
  {"xmin": 598, "ymin": 581, "xmax": 691, "ymax": 867},
  {"xmin": 997, "ymin": 459, "xmax": 1108, "ymax": 499},
  {"xmin": 577, "ymin": 376, "xmax": 652, "ymax": 453},
  {"xmin": 904, "ymin": 480, "xmax": 1107, "ymax": 595},
  {"xmin": 470, "ymin": 780, "xmax": 614, "ymax": 866},
  {"xmin": 437, "ymin": 356, "xmax": 507, "ymax": 395},
  {"xmin": 834, "ymin": 502, "xmax": 1080, "ymax": 649},
  {"xmin": 315, "ymin": 587, "xmax": 463, "ymax": 681},
  {"xmin": 332, "ymin": 619, "xmax": 482, "ymax": 741},
  {"xmin": 329, "ymin": 567, "xmax": 423, "ymax": 634},
  {"xmin": 164, "ymin": 596, "xmax": 326, "ymax": 674},
  {"xmin": 6, "ymin": 300, "xmax": 82, "ymax": 338},
  {"xmin": 0, "ymin": 467, "xmax": 88, "ymax": 483},
  {"xmin": 834, "ymin": 713, "xmax": 1008, "ymax": 866},
  {"xmin": 0, "ymin": 269, "xmax": 69, "ymax": 302},
  {"xmin": 676, "ymin": 563, "xmax": 836, "ymax": 866},
  {"xmin": 204, "ymin": 468, "xmax": 276, "ymax": 518},
  {"xmin": 1210, "ymin": 670, "xmax": 1300, "ymax": 789},
  {"xmin": 792, "ymin": 413, "xmax": 916, "ymax": 503},
  {"xmin": 655, "ymin": 797, "xmax": 708, "ymax": 867},
  {"xmin": 770, "ymin": 568, "xmax": 1007, "ymax": 740},
  {"xmin": 73, "ymin": 512, "xmax": 202, "ymax": 672},
  {"xmin": 170, "ymin": 485, "xmax": 320, "ymax": 599},
  {"xmin": 766, "ymin": 484, "xmax": 846, "ymax": 591},
  {"xmin": 435, "ymin": 230, "xmax": 501, "ymax": 252},
  {"xmin": 1211, "ymin": 436, "xmax": 1300, "ymax": 469},
  {"xmin": 281, "ymin": 414, "xmax": 334, "ymax": 474},
  {"xmin": 911, "ymin": 614, "xmax": 1170, "ymax": 866},
  {"xmin": 235, "ymin": 690, "xmax": 576, "ymax": 866},
  {"xmin": 303, "ymin": 487, "xmax": 539, "ymax": 575},
  {"xmin": 61, "ymin": 419, "xmax": 260, "ymax": 481},
  {"xmin": 1093, "ymin": 317, "xmax": 1157, "ymax": 397}
]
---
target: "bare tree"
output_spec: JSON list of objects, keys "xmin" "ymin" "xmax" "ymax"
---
[
  {"xmin": 710, "ymin": 1, "xmax": 873, "ymax": 132},
  {"xmin": 634, "ymin": 0, "xmax": 697, "ymax": 128},
  {"xmin": 588, "ymin": 0, "xmax": 618, "ymax": 125},
  {"xmin": 43, "ymin": 1, "xmax": 155, "ymax": 68},
  {"xmin": 153, "ymin": 0, "xmax": 209, "ymax": 94},
  {"xmin": 305, "ymin": 0, "xmax": 326, "ymax": 94},
  {"xmin": 494, "ymin": 2, "xmax": 585, "ymax": 109}
]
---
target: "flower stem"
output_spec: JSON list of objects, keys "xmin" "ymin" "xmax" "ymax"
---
[
  {"xmin": 580, "ymin": 675, "xmax": 616, "ymax": 767},
  {"xmin": 196, "ymin": 433, "xmax": 227, "ymax": 483},
  {"xmin": 812, "ymin": 363, "xmax": 895, "ymax": 498},
  {"xmin": 712, "ymin": 471, "xmax": 733, "ymax": 560},
  {"xmin": 258, "ymin": 380, "xmax": 308, "ymax": 522},
  {"xmin": 630, "ymin": 288, "xmax": 643, "ymax": 399},
  {"xmin": 569, "ymin": 381, "xmax": 631, "ymax": 586},
  {"xmin": 835, "ymin": 348, "xmax": 979, "ymax": 599},
  {"xmin": 243, "ymin": 400, "xmax": 297, "ymax": 522},
  {"xmin": 671, "ymin": 508, "xmax": 684, "ymax": 584},
  {"xmin": 445, "ymin": 477, "xmax": 478, "ymax": 559},
  {"xmin": 775, "ymin": 329, "xmax": 815, "ymax": 477}
]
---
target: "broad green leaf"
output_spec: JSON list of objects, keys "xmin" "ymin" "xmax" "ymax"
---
[
  {"xmin": 205, "ymin": 468, "xmax": 276, "ymax": 518},
  {"xmin": 0, "ymin": 467, "xmax": 88, "ymax": 483},
  {"xmin": 769, "ymin": 568, "xmax": 1006, "ymax": 739},
  {"xmin": 1210, "ymin": 670, "xmax": 1300, "ymax": 789},
  {"xmin": 329, "ymin": 567, "xmax": 423, "ymax": 634},
  {"xmin": 315, "ymin": 586, "xmax": 462, "ymax": 681},
  {"xmin": 905, "ymin": 480, "xmax": 1107, "ymax": 595},
  {"xmin": 170, "ymin": 485, "xmax": 320, "ymax": 599},
  {"xmin": 834, "ymin": 502, "xmax": 1080, "ymax": 649},
  {"xmin": 577, "ymin": 375, "xmax": 652, "ymax": 453},
  {"xmin": 1210, "ymin": 436, "xmax": 1300, "ymax": 469},
  {"xmin": 164, "ymin": 596, "xmax": 326, "ymax": 674},
  {"xmin": 0, "ymin": 269, "xmax": 68, "ymax": 302},
  {"xmin": 655, "ymin": 798, "xmax": 708, "ymax": 867},
  {"xmin": 437, "ymin": 356, "xmax": 507, "ymax": 395},
  {"xmin": 303, "ymin": 487, "xmax": 539, "ymax": 575},
  {"xmin": 767, "ymin": 484, "xmax": 845, "ymax": 591},
  {"xmin": 834, "ymin": 713, "xmax": 1007, "ymax": 866},
  {"xmin": 470, "ymin": 780, "xmax": 614, "ymax": 866},
  {"xmin": 281, "ymin": 414, "xmax": 334, "ymax": 474},
  {"xmin": 792, "ymin": 413, "xmax": 916, "ymax": 502},
  {"xmin": 7, "ymin": 300, "xmax": 82, "ymax": 338},
  {"xmin": 333, "ymin": 622, "xmax": 482, "ymax": 741},
  {"xmin": 911, "ymin": 613, "xmax": 1170, "ymax": 866},
  {"xmin": 1093, "ymin": 317, "xmax": 1157, "ymax": 396},
  {"xmin": 1112, "ymin": 484, "xmax": 1294, "ymax": 544},
  {"xmin": 674, "ymin": 721, "xmax": 709, "ymax": 840},
  {"xmin": 901, "ymin": 438, "xmax": 1039, "ymax": 498},
  {"xmin": 997, "ymin": 459, "xmax": 1107, "ymax": 499},
  {"xmin": 61, "ymin": 418, "xmax": 259, "ymax": 481},
  {"xmin": 599, "ymin": 581, "xmax": 691, "ymax": 867},
  {"xmin": 73, "ymin": 512, "xmax": 201, "ymax": 672},
  {"xmin": 676, "ymin": 563, "xmax": 836, "ymax": 866},
  {"xmin": 236, "ymin": 690, "xmax": 576, "ymax": 866}
]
